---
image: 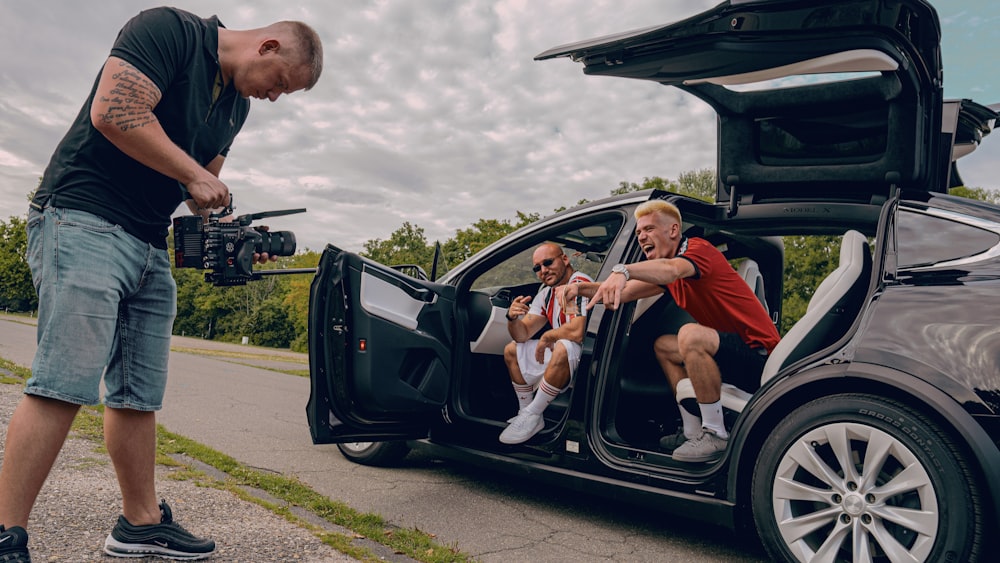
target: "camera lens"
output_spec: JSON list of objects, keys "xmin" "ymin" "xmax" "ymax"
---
[{"xmin": 258, "ymin": 230, "xmax": 296, "ymax": 256}]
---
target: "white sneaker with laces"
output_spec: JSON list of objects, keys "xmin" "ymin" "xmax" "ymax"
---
[
  {"xmin": 658, "ymin": 427, "xmax": 688, "ymax": 452},
  {"xmin": 671, "ymin": 428, "xmax": 729, "ymax": 463},
  {"xmin": 499, "ymin": 411, "xmax": 544, "ymax": 444}
]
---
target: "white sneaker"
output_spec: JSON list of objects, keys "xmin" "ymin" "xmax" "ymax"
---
[
  {"xmin": 507, "ymin": 409, "xmax": 525, "ymax": 424},
  {"xmin": 658, "ymin": 427, "xmax": 688, "ymax": 452},
  {"xmin": 499, "ymin": 411, "xmax": 544, "ymax": 444},
  {"xmin": 671, "ymin": 428, "xmax": 728, "ymax": 463}
]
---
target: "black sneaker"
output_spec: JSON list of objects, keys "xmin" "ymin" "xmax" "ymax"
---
[
  {"xmin": 103, "ymin": 500, "xmax": 215, "ymax": 560},
  {"xmin": 0, "ymin": 525, "xmax": 30, "ymax": 563}
]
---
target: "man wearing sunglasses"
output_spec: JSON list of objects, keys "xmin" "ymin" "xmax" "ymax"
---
[{"xmin": 500, "ymin": 243, "xmax": 593, "ymax": 444}]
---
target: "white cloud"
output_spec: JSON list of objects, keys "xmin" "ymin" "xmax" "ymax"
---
[
  {"xmin": 1, "ymin": 0, "xmax": 997, "ymax": 253},
  {"xmin": 0, "ymin": 150, "xmax": 33, "ymax": 169}
]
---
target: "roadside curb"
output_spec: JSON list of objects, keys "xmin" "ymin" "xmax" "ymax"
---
[{"xmin": 174, "ymin": 453, "xmax": 420, "ymax": 563}]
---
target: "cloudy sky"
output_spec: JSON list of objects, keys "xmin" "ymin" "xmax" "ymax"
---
[{"xmin": 1, "ymin": 0, "xmax": 997, "ymax": 253}]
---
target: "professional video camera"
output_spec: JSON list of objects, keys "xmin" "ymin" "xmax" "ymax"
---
[{"xmin": 173, "ymin": 206, "xmax": 307, "ymax": 286}]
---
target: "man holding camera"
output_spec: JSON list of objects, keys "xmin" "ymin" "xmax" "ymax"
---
[{"xmin": 0, "ymin": 8, "xmax": 323, "ymax": 560}]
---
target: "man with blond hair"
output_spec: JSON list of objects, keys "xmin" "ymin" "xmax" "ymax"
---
[{"xmin": 562, "ymin": 200, "xmax": 779, "ymax": 462}]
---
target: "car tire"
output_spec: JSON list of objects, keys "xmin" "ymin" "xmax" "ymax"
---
[
  {"xmin": 751, "ymin": 393, "xmax": 982, "ymax": 563},
  {"xmin": 336, "ymin": 440, "xmax": 410, "ymax": 466}
]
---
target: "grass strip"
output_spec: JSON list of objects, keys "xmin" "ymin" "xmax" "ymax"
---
[
  {"xmin": 156, "ymin": 429, "xmax": 470, "ymax": 562},
  {"xmin": 0, "ymin": 356, "xmax": 472, "ymax": 563},
  {"xmin": 170, "ymin": 346, "xmax": 310, "ymax": 377},
  {"xmin": 169, "ymin": 345, "xmax": 308, "ymax": 364}
]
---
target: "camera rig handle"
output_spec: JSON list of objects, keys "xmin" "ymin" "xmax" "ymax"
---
[{"xmin": 237, "ymin": 208, "xmax": 307, "ymax": 225}]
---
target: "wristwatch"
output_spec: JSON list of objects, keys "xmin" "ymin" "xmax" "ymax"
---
[{"xmin": 611, "ymin": 263, "xmax": 630, "ymax": 281}]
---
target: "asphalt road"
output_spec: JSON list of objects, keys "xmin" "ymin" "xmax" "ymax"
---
[{"xmin": 0, "ymin": 315, "xmax": 767, "ymax": 562}]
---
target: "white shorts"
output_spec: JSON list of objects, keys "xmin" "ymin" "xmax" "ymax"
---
[{"xmin": 515, "ymin": 339, "xmax": 583, "ymax": 388}]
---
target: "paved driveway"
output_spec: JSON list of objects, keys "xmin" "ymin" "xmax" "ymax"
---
[{"xmin": 0, "ymin": 315, "xmax": 767, "ymax": 562}]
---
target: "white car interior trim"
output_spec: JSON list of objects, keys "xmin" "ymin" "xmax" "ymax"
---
[{"xmin": 359, "ymin": 268, "xmax": 424, "ymax": 331}]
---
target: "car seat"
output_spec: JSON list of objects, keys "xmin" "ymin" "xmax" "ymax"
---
[{"xmin": 737, "ymin": 258, "xmax": 768, "ymax": 315}]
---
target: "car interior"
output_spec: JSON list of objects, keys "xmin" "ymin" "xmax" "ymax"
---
[
  {"xmin": 600, "ymin": 225, "xmax": 874, "ymax": 464},
  {"xmin": 453, "ymin": 212, "xmax": 626, "ymax": 427},
  {"xmin": 476, "ymin": 0, "xmax": 950, "ymax": 473},
  {"xmin": 445, "ymin": 193, "xmax": 876, "ymax": 466}
]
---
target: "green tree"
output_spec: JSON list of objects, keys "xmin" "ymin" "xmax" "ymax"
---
[
  {"xmin": 206, "ymin": 260, "xmax": 304, "ymax": 347},
  {"xmin": 172, "ymin": 267, "xmax": 236, "ymax": 339},
  {"xmin": 674, "ymin": 169, "xmax": 716, "ymax": 202},
  {"xmin": 610, "ymin": 176, "xmax": 671, "ymax": 195},
  {"xmin": 0, "ymin": 215, "xmax": 36, "ymax": 312},
  {"xmin": 609, "ymin": 170, "xmax": 715, "ymax": 202},
  {"xmin": 361, "ymin": 222, "xmax": 435, "ymax": 274},
  {"xmin": 282, "ymin": 251, "xmax": 321, "ymax": 352},
  {"xmin": 780, "ymin": 235, "xmax": 841, "ymax": 334},
  {"xmin": 950, "ymin": 185, "xmax": 1000, "ymax": 205},
  {"xmin": 231, "ymin": 287, "xmax": 296, "ymax": 348},
  {"xmin": 440, "ymin": 212, "xmax": 539, "ymax": 272}
]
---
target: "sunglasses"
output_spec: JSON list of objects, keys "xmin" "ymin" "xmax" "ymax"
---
[{"xmin": 532, "ymin": 257, "xmax": 558, "ymax": 273}]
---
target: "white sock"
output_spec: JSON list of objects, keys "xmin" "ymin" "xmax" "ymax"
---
[
  {"xmin": 698, "ymin": 401, "xmax": 728, "ymax": 439},
  {"xmin": 679, "ymin": 408, "xmax": 701, "ymax": 439},
  {"xmin": 513, "ymin": 383, "xmax": 534, "ymax": 410},
  {"xmin": 525, "ymin": 379, "xmax": 561, "ymax": 415}
]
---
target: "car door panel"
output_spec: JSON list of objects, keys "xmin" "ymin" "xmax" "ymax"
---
[
  {"xmin": 307, "ymin": 246, "xmax": 456, "ymax": 444},
  {"xmin": 359, "ymin": 269, "xmax": 431, "ymax": 330}
]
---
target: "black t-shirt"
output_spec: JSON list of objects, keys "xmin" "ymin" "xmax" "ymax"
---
[{"xmin": 35, "ymin": 7, "xmax": 250, "ymax": 248}]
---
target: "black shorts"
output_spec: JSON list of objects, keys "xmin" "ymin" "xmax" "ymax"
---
[
  {"xmin": 631, "ymin": 293, "xmax": 695, "ymax": 341},
  {"xmin": 715, "ymin": 332, "xmax": 768, "ymax": 393}
]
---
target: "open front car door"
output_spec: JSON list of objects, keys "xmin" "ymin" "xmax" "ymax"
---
[{"xmin": 306, "ymin": 245, "xmax": 456, "ymax": 444}]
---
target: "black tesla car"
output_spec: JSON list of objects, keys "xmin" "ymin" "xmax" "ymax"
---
[{"xmin": 306, "ymin": 1, "xmax": 1000, "ymax": 561}]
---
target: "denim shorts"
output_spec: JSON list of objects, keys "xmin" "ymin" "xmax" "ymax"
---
[{"xmin": 25, "ymin": 206, "xmax": 176, "ymax": 410}]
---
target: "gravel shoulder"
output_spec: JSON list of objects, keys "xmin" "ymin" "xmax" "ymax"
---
[{"xmin": 0, "ymin": 367, "xmax": 357, "ymax": 562}]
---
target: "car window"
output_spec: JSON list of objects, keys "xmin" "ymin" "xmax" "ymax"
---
[
  {"xmin": 469, "ymin": 215, "xmax": 624, "ymax": 291},
  {"xmin": 897, "ymin": 209, "xmax": 1000, "ymax": 269},
  {"xmin": 780, "ymin": 234, "xmax": 844, "ymax": 334},
  {"xmin": 471, "ymin": 245, "xmax": 539, "ymax": 291}
]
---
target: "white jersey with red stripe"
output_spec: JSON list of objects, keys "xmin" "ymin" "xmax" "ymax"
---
[{"xmin": 527, "ymin": 270, "xmax": 593, "ymax": 329}]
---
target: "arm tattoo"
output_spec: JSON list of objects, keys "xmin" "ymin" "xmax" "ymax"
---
[{"xmin": 96, "ymin": 60, "xmax": 162, "ymax": 132}]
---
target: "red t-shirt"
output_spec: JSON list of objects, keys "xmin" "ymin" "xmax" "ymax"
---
[{"xmin": 667, "ymin": 237, "xmax": 780, "ymax": 352}]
